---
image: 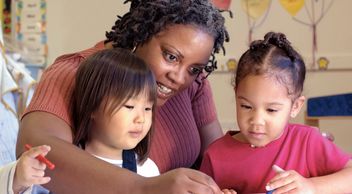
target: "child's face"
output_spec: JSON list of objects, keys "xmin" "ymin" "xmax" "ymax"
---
[
  {"xmin": 235, "ymin": 75, "xmax": 303, "ymax": 147},
  {"xmin": 90, "ymin": 92, "xmax": 153, "ymax": 158}
]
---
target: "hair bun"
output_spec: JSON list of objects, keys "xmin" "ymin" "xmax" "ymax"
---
[
  {"xmin": 264, "ymin": 32, "xmax": 291, "ymax": 48},
  {"xmin": 264, "ymin": 32, "xmax": 298, "ymax": 61},
  {"xmin": 249, "ymin": 40, "xmax": 266, "ymax": 51}
]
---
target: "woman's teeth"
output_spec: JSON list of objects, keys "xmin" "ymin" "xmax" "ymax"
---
[{"xmin": 158, "ymin": 84, "xmax": 172, "ymax": 94}]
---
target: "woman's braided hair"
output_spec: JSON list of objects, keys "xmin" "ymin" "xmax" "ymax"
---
[
  {"xmin": 234, "ymin": 32, "xmax": 306, "ymax": 99},
  {"xmin": 105, "ymin": 0, "xmax": 230, "ymax": 75}
]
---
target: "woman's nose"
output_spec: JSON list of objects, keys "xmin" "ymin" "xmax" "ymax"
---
[{"xmin": 169, "ymin": 66, "xmax": 186, "ymax": 86}]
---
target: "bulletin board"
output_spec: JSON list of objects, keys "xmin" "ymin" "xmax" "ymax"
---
[
  {"xmin": 14, "ymin": 0, "xmax": 47, "ymax": 67},
  {"xmin": 1, "ymin": 0, "xmax": 11, "ymax": 35}
]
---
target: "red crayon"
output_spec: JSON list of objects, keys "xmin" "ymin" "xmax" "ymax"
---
[{"xmin": 25, "ymin": 144, "xmax": 55, "ymax": 170}]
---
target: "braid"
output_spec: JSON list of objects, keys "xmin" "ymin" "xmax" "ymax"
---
[{"xmin": 106, "ymin": 0, "xmax": 229, "ymax": 74}]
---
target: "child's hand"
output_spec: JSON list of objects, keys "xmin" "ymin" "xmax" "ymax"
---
[
  {"xmin": 266, "ymin": 169, "xmax": 315, "ymax": 194},
  {"xmin": 222, "ymin": 188, "xmax": 237, "ymax": 194},
  {"xmin": 13, "ymin": 145, "xmax": 52, "ymax": 193}
]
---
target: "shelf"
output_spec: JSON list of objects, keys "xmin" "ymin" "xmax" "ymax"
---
[{"xmin": 305, "ymin": 113, "xmax": 352, "ymax": 128}]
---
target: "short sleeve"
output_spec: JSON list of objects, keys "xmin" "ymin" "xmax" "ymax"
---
[
  {"xmin": 199, "ymin": 151, "xmax": 215, "ymax": 178},
  {"xmin": 138, "ymin": 158, "xmax": 160, "ymax": 177},
  {"xmin": 190, "ymin": 78, "xmax": 217, "ymax": 128},
  {"xmin": 22, "ymin": 41, "xmax": 105, "ymax": 125},
  {"xmin": 306, "ymin": 128, "xmax": 351, "ymax": 176},
  {"xmin": 22, "ymin": 55, "xmax": 82, "ymax": 126}
]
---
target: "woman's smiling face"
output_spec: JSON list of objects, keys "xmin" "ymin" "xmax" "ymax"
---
[{"xmin": 135, "ymin": 24, "xmax": 215, "ymax": 106}]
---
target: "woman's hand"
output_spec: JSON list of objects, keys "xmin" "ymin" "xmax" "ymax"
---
[{"xmin": 141, "ymin": 168, "xmax": 223, "ymax": 194}]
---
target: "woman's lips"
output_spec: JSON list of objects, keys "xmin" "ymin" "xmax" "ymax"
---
[{"xmin": 157, "ymin": 82, "xmax": 174, "ymax": 99}]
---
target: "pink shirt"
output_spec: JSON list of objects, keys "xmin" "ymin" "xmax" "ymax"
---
[
  {"xmin": 200, "ymin": 123, "xmax": 351, "ymax": 193},
  {"xmin": 23, "ymin": 41, "xmax": 218, "ymax": 173}
]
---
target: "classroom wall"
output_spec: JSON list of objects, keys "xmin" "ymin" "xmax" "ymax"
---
[
  {"xmin": 46, "ymin": 1, "xmax": 128, "ymax": 63},
  {"xmin": 46, "ymin": 1, "xmax": 352, "ymax": 153}
]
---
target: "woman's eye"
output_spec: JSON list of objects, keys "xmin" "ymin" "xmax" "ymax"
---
[
  {"xmin": 189, "ymin": 67, "xmax": 203, "ymax": 75},
  {"xmin": 124, "ymin": 105, "xmax": 134, "ymax": 109},
  {"xmin": 163, "ymin": 51, "xmax": 178, "ymax": 63}
]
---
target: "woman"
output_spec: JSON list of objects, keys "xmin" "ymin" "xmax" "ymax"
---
[{"xmin": 16, "ymin": 0, "xmax": 229, "ymax": 193}]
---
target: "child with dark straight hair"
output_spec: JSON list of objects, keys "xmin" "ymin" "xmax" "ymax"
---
[
  {"xmin": 200, "ymin": 32, "xmax": 352, "ymax": 194},
  {"xmin": 71, "ymin": 48, "xmax": 159, "ymax": 175},
  {"xmin": 1, "ymin": 48, "xmax": 159, "ymax": 194}
]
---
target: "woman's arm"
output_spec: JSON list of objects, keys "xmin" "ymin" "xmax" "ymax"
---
[
  {"xmin": 16, "ymin": 112, "xmax": 223, "ymax": 194},
  {"xmin": 199, "ymin": 120, "xmax": 223, "ymax": 155},
  {"xmin": 192, "ymin": 79, "xmax": 224, "ymax": 156},
  {"xmin": 192, "ymin": 120, "xmax": 223, "ymax": 170}
]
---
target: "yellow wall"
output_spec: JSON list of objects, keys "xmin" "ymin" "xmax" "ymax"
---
[{"xmin": 46, "ymin": 1, "xmax": 352, "ymax": 153}]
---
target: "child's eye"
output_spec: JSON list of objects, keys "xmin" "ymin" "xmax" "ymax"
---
[
  {"xmin": 240, "ymin": 104, "xmax": 252, "ymax": 109},
  {"xmin": 124, "ymin": 105, "xmax": 134, "ymax": 109},
  {"xmin": 145, "ymin": 107, "xmax": 152, "ymax": 111},
  {"xmin": 267, "ymin": 108, "xmax": 278, "ymax": 113}
]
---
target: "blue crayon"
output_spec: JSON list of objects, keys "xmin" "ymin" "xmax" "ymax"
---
[{"xmin": 266, "ymin": 190, "xmax": 274, "ymax": 194}]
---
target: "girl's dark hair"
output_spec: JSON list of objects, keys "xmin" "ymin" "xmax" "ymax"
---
[
  {"xmin": 234, "ymin": 32, "xmax": 306, "ymax": 99},
  {"xmin": 105, "ymin": 0, "xmax": 229, "ymax": 75},
  {"xmin": 71, "ymin": 48, "xmax": 157, "ymax": 163}
]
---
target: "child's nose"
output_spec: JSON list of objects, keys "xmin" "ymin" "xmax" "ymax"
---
[
  {"xmin": 250, "ymin": 111, "xmax": 265, "ymax": 125},
  {"xmin": 135, "ymin": 110, "xmax": 145, "ymax": 123}
]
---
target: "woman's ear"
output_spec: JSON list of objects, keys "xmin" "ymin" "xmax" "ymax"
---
[{"xmin": 290, "ymin": 96, "xmax": 305, "ymax": 118}]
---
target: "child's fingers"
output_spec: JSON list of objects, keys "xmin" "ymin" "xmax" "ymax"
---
[
  {"xmin": 16, "ymin": 164, "xmax": 49, "ymax": 187},
  {"xmin": 267, "ymin": 171, "xmax": 296, "ymax": 191},
  {"xmin": 272, "ymin": 181, "xmax": 297, "ymax": 194},
  {"xmin": 31, "ymin": 159, "xmax": 47, "ymax": 171},
  {"xmin": 30, "ymin": 176, "xmax": 51, "ymax": 185},
  {"xmin": 268, "ymin": 171, "xmax": 290, "ymax": 184},
  {"xmin": 272, "ymin": 165, "xmax": 285, "ymax": 173},
  {"xmin": 30, "ymin": 167, "xmax": 47, "ymax": 177},
  {"xmin": 21, "ymin": 156, "xmax": 47, "ymax": 171},
  {"xmin": 25, "ymin": 145, "xmax": 51, "ymax": 159}
]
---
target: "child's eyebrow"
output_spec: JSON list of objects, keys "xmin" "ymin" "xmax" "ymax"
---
[
  {"xmin": 267, "ymin": 103, "xmax": 284, "ymax": 106},
  {"xmin": 237, "ymin": 96, "xmax": 249, "ymax": 101},
  {"xmin": 237, "ymin": 96, "xmax": 284, "ymax": 106}
]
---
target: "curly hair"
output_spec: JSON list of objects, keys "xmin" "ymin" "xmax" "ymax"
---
[{"xmin": 105, "ymin": 0, "xmax": 230, "ymax": 74}]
